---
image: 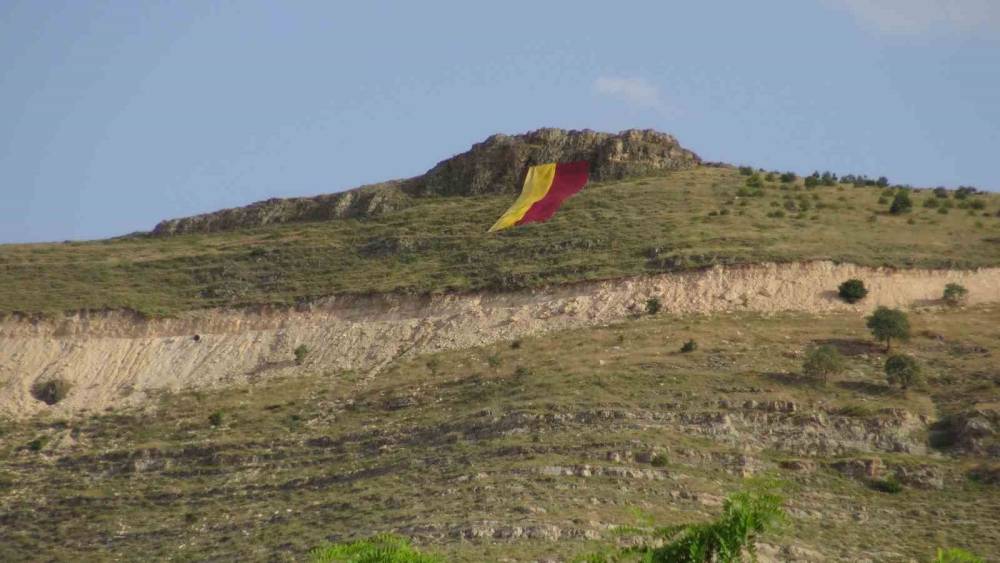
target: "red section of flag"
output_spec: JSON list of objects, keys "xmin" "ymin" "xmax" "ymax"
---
[{"xmin": 515, "ymin": 161, "xmax": 590, "ymax": 226}]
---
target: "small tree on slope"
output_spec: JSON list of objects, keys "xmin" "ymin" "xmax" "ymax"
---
[{"xmin": 866, "ymin": 307, "xmax": 910, "ymax": 353}]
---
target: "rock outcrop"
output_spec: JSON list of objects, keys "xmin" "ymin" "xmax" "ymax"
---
[{"xmin": 151, "ymin": 128, "xmax": 700, "ymax": 236}]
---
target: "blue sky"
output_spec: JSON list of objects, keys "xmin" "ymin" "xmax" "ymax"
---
[{"xmin": 2, "ymin": 1, "xmax": 998, "ymax": 243}]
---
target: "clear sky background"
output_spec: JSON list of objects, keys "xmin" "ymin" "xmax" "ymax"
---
[{"xmin": 2, "ymin": 1, "xmax": 998, "ymax": 243}]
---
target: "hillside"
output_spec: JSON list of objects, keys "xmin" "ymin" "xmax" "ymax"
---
[
  {"xmin": 1, "ymin": 130, "xmax": 998, "ymax": 317},
  {"xmin": 2, "ymin": 129, "xmax": 999, "ymax": 562}
]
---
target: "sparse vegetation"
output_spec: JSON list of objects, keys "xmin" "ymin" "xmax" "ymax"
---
[
  {"xmin": 885, "ymin": 354, "xmax": 922, "ymax": 390},
  {"xmin": 837, "ymin": 279, "xmax": 868, "ymax": 303},
  {"xmin": 650, "ymin": 452, "xmax": 669, "ymax": 467},
  {"xmin": 680, "ymin": 339, "xmax": 697, "ymax": 353},
  {"xmin": 934, "ymin": 547, "xmax": 985, "ymax": 563},
  {"xmin": 866, "ymin": 307, "xmax": 911, "ymax": 352}
]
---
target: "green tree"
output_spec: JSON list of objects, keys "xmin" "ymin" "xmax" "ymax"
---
[
  {"xmin": 866, "ymin": 307, "xmax": 910, "ymax": 352},
  {"xmin": 802, "ymin": 345, "xmax": 846, "ymax": 385},
  {"xmin": 885, "ymin": 354, "xmax": 922, "ymax": 390}
]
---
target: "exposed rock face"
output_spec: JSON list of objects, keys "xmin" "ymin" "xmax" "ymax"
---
[
  {"xmin": 412, "ymin": 128, "xmax": 701, "ymax": 197},
  {"xmin": 150, "ymin": 128, "xmax": 700, "ymax": 236},
  {"xmin": 152, "ymin": 181, "xmax": 409, "ymax": 236}
]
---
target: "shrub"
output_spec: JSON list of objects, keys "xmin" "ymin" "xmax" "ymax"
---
[
  {"xmin": 487, "ymin": 354, "xmax": 502, "ymax": 369},
  {"xmin": 802, "ymin": 345, "xmax": 846, "ymax": 385},
  {"xmin": 680, "ymin": 339, "xmax": 698, "ymax": 353},
  {"xmin": 869, "ymin": 477, "xmax": 903, "ymax": 494},
  {"xmin": 937, "ymin": 206, "xmax": 950, "ymax": 215},
  {"xmin": 650, "ymin": 452, "xmax": 669, "ymax": 467},
  {"xmin": 934, "ymin": 547, "xmax": 985, "ymax": 563},
  {"xmin": 885, "ymin": 354, "xmax": 922, "ymax": 390},
  {"xmin": 837, "ymin": 279, "xmax": 868, "ymax": 303},
  {"xmin": 804, "ymin": 174, "xmax": 819, "ymax": 188},
  {"xmin": 510, "ymin": 339, "xmax": 522, "ymax": 350},
  {"xmin": 738, "ymin": 166, "xmax": 753, "ymax": 176},
  {"xmin": 934, "ymin": 187, "xmax": 949, "ymax": 198},
  {"xmin": 923, "ymin": 198, "xmax": 940, "ymax": 208},
  {"xmin": 310, "ymin": 534, "xmax": 442, "ymax": 563},
  {"xmin": 293, "ymin": 344, "xmax": 309, "ymax": 365},
  {"xmin": 30, "ymin": 378, "xmax": 72, "ymax": 405},
  {"xmin": 208, "ymin": 411, "xmax": 225, "ymax": 427},
  {"xmin": 645, "ymin": 297, "xmax": 662, "ymax": 315},
  {"xmin": 27, "ymin": 436, "xmax": 50, "ymax": 452},
  {"xmin": 877, "ymin": 176, "xmax": 890, "ymax": 187},
  {"xmin": 780, "ymin": 172, "xmax": 796, "ymax": 183},
  {"xmin": 943, "ymin": 283, "xmax": 969, "ymax": 306},
  {"xmin": 889, "ymin": 191, "xmax": 913, "ymax": 214},
  {"xmin": 866, "ymin": 307, "xmax": 910, "ymax": 352},
  {"xmin": 628, "ymin": 488, "xmax": 785, "ymax": 563},
  {"xmin": 745, "ymin": 174, "xmax": 763, "ymax": 188},
  {"xmin": 970, "ymin": 199, "xmax": 986, "ymax": 210}
]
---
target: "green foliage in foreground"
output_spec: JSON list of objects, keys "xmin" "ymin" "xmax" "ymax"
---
[
  {"xmin": 933, "ymin": 547, "xmax": 985, "ymax": 563},
  {"xmin": 866, "ymin": 307, "xmax": 911, "ymax": 352},
  {"xmin": 580, "ymin": 487, "xmax": 785, "ymax": 562},
  {"xmin": 310, "ymin": 534, "xmax": 442, "ymax": 563}
]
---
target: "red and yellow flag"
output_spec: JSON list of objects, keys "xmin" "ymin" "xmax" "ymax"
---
[{"xmin": 489, "ymin": 161, "xmax": 590, "ymax": 232}]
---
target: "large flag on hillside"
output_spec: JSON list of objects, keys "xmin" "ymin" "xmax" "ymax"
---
[{"xmin": 488, "ymin": 161, "xmax": 590, "ymax": 232}]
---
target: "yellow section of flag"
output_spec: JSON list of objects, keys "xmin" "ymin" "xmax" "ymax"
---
[{"xmin": 488, "ymin": 163, "xmax": 557, "ymax": 232}]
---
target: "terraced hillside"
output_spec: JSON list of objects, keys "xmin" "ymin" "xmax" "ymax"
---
[{"xmin": 2, "ymin": 307, "xmax": 998, "ymax": 561}]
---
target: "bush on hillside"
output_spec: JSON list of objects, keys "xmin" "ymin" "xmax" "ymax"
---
[
  {"xmin": 889, "ymin": 191, "xmax": 913, "ymax": 215},
  {"xmin": 877, "ymin": 176, "xmax": 890, "ymax": 187},
  {"xmin": 866, "ymin": 307, "xmax": 910, "ymax": 352},
  {"xmin": 838, "ymin": 279, "xmax": 868, "ymax": 303},
  {"xmin": 30, "ymin": 378, "xmax": 72, "ymax": 406},
  {"xmin": 294, "ymin": 344, "xmax": 309, "ymax": 365},
  {"xmin": 646, "ymin": 297, "xmax": 662, "ymax": 315},
  {"xmin": 869, "ymin": 476, "xmax": 903, "ymax": 494},
  {"xmin": 934, "ymin": 187, "xmax": 950, "ymax": 198},
  {"xmin": 885, "ymin": 354, "xmax": 922, "ymax": 390},
  {"xmin": 746, "ymin": 174, "xmax": 764, "ymax": 188},
  {"xmin": 738, "ymin": 166, "xmax": 754, "ymax": 176},
  {"xmin": 680, "ymin": 339, "xmax": 698, "ymax": 353},
  {"xmin": 802, "ymin": 345, "xmax": 846, "ymax": 385},
  {"xmin": 780, "ymin": 172, "xmax": 797, "ymax": 183},
  {"xmin": 208, "ymin": 411, "xmax": 225, "ymax": 427},
  {"xmin": 943, "ymin": 283, "xmax": 969, "ymax": 306}
]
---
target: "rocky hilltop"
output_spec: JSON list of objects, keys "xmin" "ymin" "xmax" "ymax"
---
[{"xmin": 151, "ymin": 128, "xmax": 700, "ymax": 235}]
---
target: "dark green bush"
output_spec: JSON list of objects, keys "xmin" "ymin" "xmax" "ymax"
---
[
  {"xmin": 889, "ymin": 191, "xmax": 913, "ymax": 215},
  {"xmin": 933, "ymin": 547, "xmax": 984, "ymax": 563},
  {"xmin": 209, "ymin": 411, "xmax": 225, "ymax": 427},
  {"xmin": 680, "ymin": 339, "xmax": 698, "ymax": 353},
  {"xmin": 30, "ymin": 378, "xmax": 72, "ymax": 405},
  {"xmin": 738, "ymin": 166, "xmax": 753, "ymax": 176},
  {"xmin": 869, "ymin": 477, "xmax": 903, "ymax": 494},
  {"xmin": 294, "ymin": 344, "xmax": 309, "ymax": 365},
  {"xmin": 838, "ymin": 279, "xmax": 868, "ymax": 303},
  {"xmin": 943, "ymin": 283, "xmax": 969, "ymax": 306},
  {"xmin": 924, "ymin": 198, "xmax": 940, "ymax": 208},
  {"xmin": 780, "ymin": 172, "xmax": 796, "ymax": 183},
  {"xmin": 650, "ymin": 452, "xmax": 669, "ymax": 467},
  {"xmin": 646, "ymin": 297, "xmax": 662, "ymax": 315}
]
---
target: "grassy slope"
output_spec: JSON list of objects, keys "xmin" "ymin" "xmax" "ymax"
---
[
  {"xmin": 1, "ymin": 307, "xmax": 997, "ymax": 561},
  {"xmin": 2, "ymin": 167, "xmax": 999, "ymax": 316}
]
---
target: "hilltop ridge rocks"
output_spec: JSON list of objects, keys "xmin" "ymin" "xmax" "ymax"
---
[{"xmin": 151, "ymin": 128, "xmax": 700, "ymax": 236}]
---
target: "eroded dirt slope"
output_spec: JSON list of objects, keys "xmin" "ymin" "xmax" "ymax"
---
[{"xmin": 2, "ymin": 261, "xmax": 999, "ymax": 417}]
